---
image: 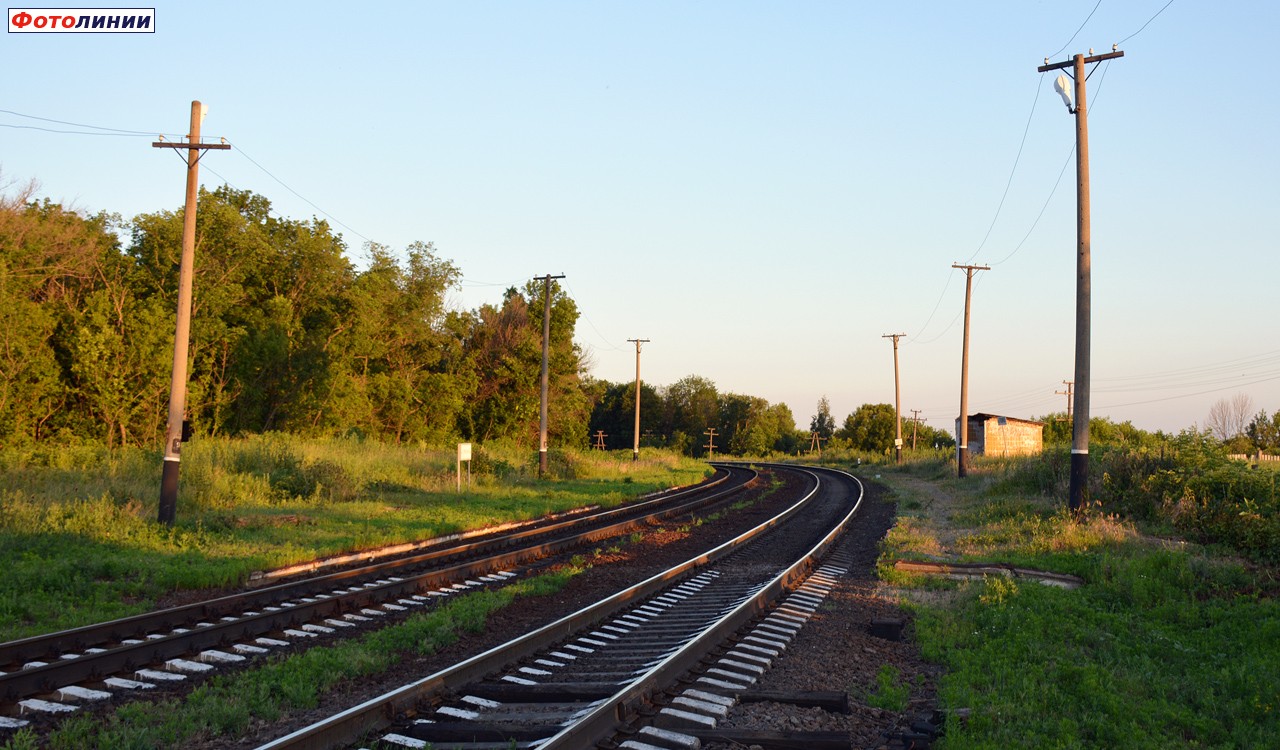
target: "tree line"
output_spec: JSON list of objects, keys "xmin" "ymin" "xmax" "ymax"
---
[
  {"xmin": 1, "ymin": 183, "xmax": 820, "ymax": 457},
  {"xmin": 1, "ymin": 184, "xmax": 589, "ymax": 448},
  {"xmin": 0, "ymin": 182, "xmax": 1009, "ymax": 459}
]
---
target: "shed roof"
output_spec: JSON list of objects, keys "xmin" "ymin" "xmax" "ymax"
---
[{"xmin": 968, "ymin": 413, "xmax": 1045, "ymax": 427}]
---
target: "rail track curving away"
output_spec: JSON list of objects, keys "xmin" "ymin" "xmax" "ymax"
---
[{"xmin": 255, "ymin": 463, "xmax": 865, "ymax": 750}]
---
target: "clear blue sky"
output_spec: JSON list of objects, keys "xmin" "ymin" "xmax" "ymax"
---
[{"xmin": 4, "ymin": 1, "xmax": 1278, "ymax": 435}]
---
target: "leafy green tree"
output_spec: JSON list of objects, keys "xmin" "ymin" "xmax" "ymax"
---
[
  {"xmin": 66, "ymin": 288, "xmax": 172, "ymax": 446},
  {"xmin": 459, "ymin": 280, "xmax": 586, "ymax": 448},
  {"xmin": 836, "ymin": 403, "xmax": 897, "ymax": 453},
  {"xmin": 128, "ymin": 186, "xmax": 354, "ymax": 437},
  {"xmin": 809, "ymin": 395, "xmax": 836, "ymax": 440},
  {"xmin": 0, "ymin": 184, "xmax": 123, "ymax": 443},
  {"xmin": 663, "ymin": 375, "xmax": 720, "ymax": 456},
  {"xmin": 331, "ymin": 241, "xmax": 462, "ymax": 442},
  {"xmin": 912, "ymin": 420, "xmax": 956, "ymax": 450},
  {"xmin": 587, "ymin": 379, "xmax": 662, "ymax": 450},
  {"xmin": 721, "ymin": 394, "xmax": 801, "ymax": 456},
  {"xmin": 1039, "ymin": 413, "xmax": 1161, "ymax": 450},
  {"xmin": 523, "ymin": 278, "xmax": 590, "ymax": 448},
  {"xmin": 1245, "ymin": 410, "xmax": 1280, "ymax": 454}
]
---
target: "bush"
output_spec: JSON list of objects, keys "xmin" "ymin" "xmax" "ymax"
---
[
  {"xmin": 269, "ymin": 455, "xmax": 361, "ymax": 503},
  {"xmin": 999, "ymin": 432, "xmax": 1280, "ymax": 562}
]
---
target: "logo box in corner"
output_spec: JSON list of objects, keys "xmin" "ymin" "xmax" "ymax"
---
[{"xmin": 9, "ymin": 8, "xmax": 154, "ymax": 32}]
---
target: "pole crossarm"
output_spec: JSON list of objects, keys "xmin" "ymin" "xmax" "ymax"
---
[
  {"xmin": 1038, "ymin": 49, "xmax": 1124, "ymax": 72},
  {"xmin": 152, "ymin": 140, "xmax": 231, "ymax": 166},
  {"xmin": 151, "ymin": 142, "xmax": 232, "ymax": 150}
]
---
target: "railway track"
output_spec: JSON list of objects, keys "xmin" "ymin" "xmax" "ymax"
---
[
  {"xmin": 256, "ymin": 463, "xmax": 864, "ymax": 750},
  {"xmin": 0, "ymin": 465, "xmax": 761, "ymax": 728}
]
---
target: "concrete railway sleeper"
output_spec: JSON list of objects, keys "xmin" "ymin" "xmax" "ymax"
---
[
  {"xmin": 0, "ymin": 466, "xmax": 758, "ymax": 726},
  {"xmin": 255, "ymin": 464, "xmax": 864, "ymax": 750}
]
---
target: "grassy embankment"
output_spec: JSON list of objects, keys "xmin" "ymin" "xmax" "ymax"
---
[
  {"xmin": 0, "ymin": 450, "xmax": 781, "ymax": 750},
  {"xmin": 862, "ymin": 451, "xmax": 1280, "ymax": 749},
  {"xmin": 0, "ymin": 435, "xmax": 709, "ymax": 642}
]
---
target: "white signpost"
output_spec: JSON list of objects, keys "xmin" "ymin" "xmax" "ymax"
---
[{"xmin": 457, "ymin": 443, "xmax": 472, "ymax": 492}]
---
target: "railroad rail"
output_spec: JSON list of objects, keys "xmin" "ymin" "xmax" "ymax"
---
[
  {"xmin": 255, "ymin": 463, "xmax": 864, "ymax": 750},
  {"xmin": 0, "ymin": 465, "xmax": 759, "ymax": 721}
]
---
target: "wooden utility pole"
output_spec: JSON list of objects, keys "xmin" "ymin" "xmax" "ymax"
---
[
  {"xmin": 593, "ymin": 430, "xmax": 607, "ymax": 450},
  {"xmin": 808, "ymin": 431, "xmax": 826, "ymax": 455},
  {"xmin": 910, "ymin": 409, "xmax": 923, "ymax": 450},
  {"xmin": 883, "ymin": 333, "xmax": 906, "ymax": 464},
  {"xmin": 704, "ymin": 427, "xmax": 718, "ymax": 459},
  {"xmin": 151, "ymin": 101, "xmax": 229, "ymax": 526},
  {"xmin": 1055, "ymin": 380, "xmax": 1074, "ymax": 421},
  {"xmin": 627, "ymin": 338, "xmax": 649, "ymax": 461},
  {"xmin": 952, "ymin": 263, "xmax": 989, "ymax": 478},
  {"xmin": 1039, "ymin": 47, "xmax": 1124, "ymax": 511},
  {"xmin": 535, "ymin": 273, "xmax": 565, "ymax": 476}
]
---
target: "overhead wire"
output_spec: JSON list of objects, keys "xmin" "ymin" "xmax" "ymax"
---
[
  {"xmin": 1118, "ymin": 0, "xmax": 1175, "ymax": 45},
  {"xmin": 228, "ymin": 142, "xmax": 372, "ymax": 244},
  {"xmin": 0, "ymin": 107, "xmax": 159, "ymax": 135},
  {"xmin": 0, "ymin": 106, "xmax": 377, "ymax": 247},
  {"xmin": 963, "ymin": 74, "xmax": 1045, "ymax": 264},
  {"xmin": 1098, "ymin": 373, "xmax": 1280, "ymax": 410},
  {"xmin": 0, "ymin": 122, "xmax": 156, "ymax": 137},
  {"xmin": 909, "ymin": 0, "xmax": 1100, "ymax": 343},
  {"xmin": 1048, "ymin": 0, "xmax": 1104, "ymax": 58},
  {"xmin": 563, "ymin": 281, "xmax": 625, "ymax": 353}
]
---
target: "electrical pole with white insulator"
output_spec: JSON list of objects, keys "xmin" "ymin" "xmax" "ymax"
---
[{"xmin": 1038, "ymin": 45, "xmax": 1125, "ymax": 511}]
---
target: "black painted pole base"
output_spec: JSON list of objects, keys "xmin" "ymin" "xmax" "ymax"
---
[
  {"xmin": 957, "ymin": 447, "xmax": 968, "ymax": 478},
  {"xmin": 159, "ymin": 460, "xmax": 179, "ymax": 525},
  {"xmin": 1068, "ymin": 452, "xmax": 1089, "ymax": 512}
]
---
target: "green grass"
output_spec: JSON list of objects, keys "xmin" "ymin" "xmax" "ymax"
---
[
  {"xmin": 0, "ymin": 566, "xmax": 584, "ymax": 750},
  {"xmin": 864, "ymin": 664, "xmax": 910, "ymax": 712},
  {"xmin": 879, "ymin": 469, "xmax": 1280, "ymax": 749},
  {"xmin": 0, "ymin": 436, "xmax": 708, "ymax": 641}
]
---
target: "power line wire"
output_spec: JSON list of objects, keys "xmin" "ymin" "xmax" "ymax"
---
[
  {"xmin": 907, "ymin": 271, "xmax": 954, "ymax": 342},
  {"xmin": 1049, "ymin": 0, "xmax": 1104, "ymax": 58},
  {"xmin": 1118, "ymin": 0, "xmax": 1175, "ymax": 45},
  {"xmin": 964, "ymin": 74, "xmax": 1045, "ymax": 263},
  {"xmin": 0, "ymin": 122, "xmax": 155, "ymax": 137},
  {"xmin": 1098, "ymin": 373, "xmax": 1280, "ymax": 410},
  {"xmin": 912, "ymin": 0, "xmax": 1109, "ymax": 343},
  {"xmin": 564, "ymin": 282, "xmax": 625, "ymax": 353},
  {"xmin": 229, "ymin": 142, "xmax": 372, "ymax": 244},
  {"xmin": 0, "ymin": 107, "xmax": 159, "ymax": 135},
  {"xmin": 0, "ymin": 107, "xmax": 377, "ymax": 249},
  {"xmin": 990, "ymin": 144, "xmax": 1073, "ymax": 266}
]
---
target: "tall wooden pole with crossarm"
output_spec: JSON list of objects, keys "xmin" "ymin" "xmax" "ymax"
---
[
  {"xmin": 1038, "ymin": 47, "xmax": 1124, "ymax": 510},
  {"xmin": 627, "ymin": 338, "xmax": 649, "ymax": 461},
  {"xmin": 152, "ymin": 101, "xmax": 229, "ymax": 525}
]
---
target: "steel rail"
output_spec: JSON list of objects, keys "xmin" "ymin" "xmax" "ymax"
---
[
  {"xmin": 254, "ymin": 464, "xmax": 840, "ymax": 750},
  {"xmin": 1, "ymin": 469, "xmax": 731, "ymax": 666},
  {"xmin": 540, "ymin": 463, "xmax": 864, "ymax": 748},
  {"xmin": 0, "ymin": 467, "xmax": 753, "ymax": 706}
]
